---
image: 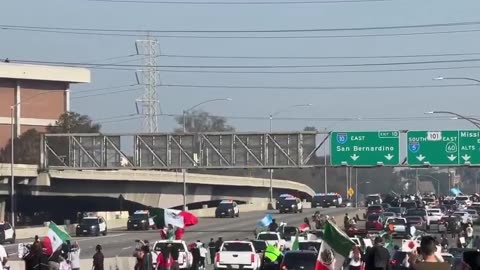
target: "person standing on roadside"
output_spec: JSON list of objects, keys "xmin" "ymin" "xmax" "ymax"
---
[
  {"xmin": 69, "ymin": 242, "xmax": 80, "ymax": 270},
  {"xmin": 92, "ymin": 245, "xmax": 104, "ymax": 270},
  {"xmin": 208, "ymin": 238, "xmax": 215, "ymax": 264},
  {"xmin": 215, "ymin": 237, "xmax": 223, "ymax": 252},
  {"xmin": 169, "ymin": 244, "xmax": 180, "ymax": 270},
  {"xmin": 407, "ymin": 236, "xmax": 450, "ymax": 270},
  {"xmin": 364, "ymin": 237, "xmax": 390, "ymax": 270}
]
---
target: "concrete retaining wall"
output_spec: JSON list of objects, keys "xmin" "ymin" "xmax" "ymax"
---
[{"xmin": 16, "ymin": 212, "xmax": 129, "ymax": 240}]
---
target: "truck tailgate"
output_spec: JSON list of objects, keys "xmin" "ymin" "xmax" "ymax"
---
[{"xmin": 219, "ymin": 251, "xmax": 252, "ymax": 265}]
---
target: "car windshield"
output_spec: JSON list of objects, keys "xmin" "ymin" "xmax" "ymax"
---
[
  {"xmin": 467, "ymin": 210, "xmax": 477, "ymax": 215},
  {"xmin": 424, "ymin": 198, "xmax": 434, "ymax": 202},
  {"xmin": 131, "ymin": 214, "xmax": 148, "ymax": 220},
  {"xmin": 406, "ymin": 209, "xmax": 426, "ymax": 216},
  {"xmin": 367, "ymin": 195, "xmax": 380, "ymax": 200},
  {"xmin": 257, "ymin": 234, "xmax": 280, "ymax": 241},
  {"xmin": 315, "ymin": 195, "xmax": 337, "ymax": 201},
  {"xmin": 221, "ymin": 243, "xmax": 253, "ymax": 252},
  {"xmin": 367, "ymin": 215, "xmax": 379, "ymax": 221},
  {"xmin": 387, "ymin": 208, "xmax": 401, "ymax": 213},
  {"xmin": 217, "ymin": 203, "xmax": 234, "ymax": 210},
  {"xmin": 368, "ymin": 206, "xmax": 382, "ymax": 211},
  {"xmin": 388, "ymin": 219, "xmax": 406, "ymax": 225},
  {"xmin": 252, "ymin": 241, "xmax": 267, "ymax": 252},
  {"xmin": 456, "ymin": 196, "xmax": 469, "ymax": 201},
  {"xmin": 383, "ymin": 212, "xmax": 395, "ymax": 217},
  {"xmin": 80, "ymin": 218, "xmax": 98, "ymax": 225},
  {"xmin": 298, "ymin": 242, "xmax": 321, "ymax": 252},
  {"xmin": 443, "ymin": 200, "xmax": 456, "ymax": 205},
  {"xmin": 283, "ymin": 252, "xmax": 317, "ymax": 269},
  {"xmin": 402, "ymin": 201, "xmax": 417, "ymax": 208},
  {"xmin": 406, "ymin": 217, "xmax": 422, "ymax": 223},
  {"xmin": 154, "ymin": 242, "xmax": 185, "ymax": 252},
  {"xmin": 279, "ymin": 196, "xmax": 293, "ymax": 203},
  {"xmin": 453, "ymin": 212, "xmax": 467, "ymax": 216}
]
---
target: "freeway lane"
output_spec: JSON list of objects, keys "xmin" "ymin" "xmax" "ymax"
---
[{"xmin": 8, "ymin": 207, "xmax": 359, "ymax": 260}]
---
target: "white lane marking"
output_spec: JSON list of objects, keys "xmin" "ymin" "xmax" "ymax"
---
[
  {"xmin": 75, "ymin": 233, "xmax": 126, "ymax": 242},
  {"xmin": 122, "ymin": 246, "xmax": 131, "ymax": 250},
  {"xmin": 3, "ymin": 243, "xmax": 18, "ymax": 248}
]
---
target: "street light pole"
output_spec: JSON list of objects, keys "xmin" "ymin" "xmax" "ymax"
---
[
  {"xmin": 181, "ymin": 98, "xmax": 232, "ymax": 210},
  {"xmin": 10, "ymin": 106, "xmax": 15, "ymax": 227},
  {"xmin": 268, "ymin": 104, "xmax": 312, "ymax": 208},
  {"xmin": 425, "ymin": 111, "xmax": 480, "ymax": 129}
]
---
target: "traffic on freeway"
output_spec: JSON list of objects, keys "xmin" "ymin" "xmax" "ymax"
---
[{"xmin": 7, "ymin": 192, "xmax": 480, "ymax": 269}]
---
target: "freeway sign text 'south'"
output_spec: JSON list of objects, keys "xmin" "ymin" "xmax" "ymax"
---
[
  {"xmin": 330, "ymin": 131, "xmax": 400, "ymax": 166},
  {"xmin": 407, "ymin": 130, "xmax": 480, "ymax": 166}
]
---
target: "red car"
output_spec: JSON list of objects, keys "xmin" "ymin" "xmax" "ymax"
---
[
  {"xmin": 367, "ymin": 205, "xmax": 384, "ymax": 215},
  {"xmin": 366, "ymin": 214, "xmax": 383, "ymax": 231}
]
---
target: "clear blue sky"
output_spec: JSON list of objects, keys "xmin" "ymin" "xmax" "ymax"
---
[{"xmin": 2, "ymin": 0, "xmax": 480, "ymax": 133}]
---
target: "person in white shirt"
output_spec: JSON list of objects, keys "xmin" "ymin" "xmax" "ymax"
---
[
  {"xmin": 198, "ymin": 242, "xmax": 208, "ymax": 270},
  {"xmin": 0, "ymin": 243, "xmax": 8, "ymax": 270},
  {"xmin": 69, "ymin": 242, "xmax": 81, "ymax": 270}
]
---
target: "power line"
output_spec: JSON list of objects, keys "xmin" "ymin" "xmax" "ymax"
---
[
  {"xmin": 89, "ymin": 0, "xmax": 389, "ymax": 5},
  {"xmin": 72, "ymin": 87, "xmax": 143, "ymax": 98},
  {"xmin": 156, "ymin": 65, "xmax": 480, "ymax": 74},
  {"xmin": 162, "ymin": 83, "xmax": 479, "ymax": 90},
  {"xmin": 3, "ymin": 20, "xmax": 480, "ymax": 33},
  {"xmin": 160, "ymin": 52, "xmax": 480, "ymax": 60},
  {"xmin": 7, "ymin": 57, "xmax": 480, "ymax": 69},
  {"xmin": 71, "ymin": 83, "xmax": 137, "ymax": 93}
]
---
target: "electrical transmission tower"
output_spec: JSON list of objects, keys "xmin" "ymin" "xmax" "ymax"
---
[{"xmin": 135, "ymin": 36, "xmax": 160, "ymax": 133}]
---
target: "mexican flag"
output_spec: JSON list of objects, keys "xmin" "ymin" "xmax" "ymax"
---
[
  {"xmin": 151, "ymin": 208, "xmax": 198, "ymax": 229},
  {"xmin": 291, "ymin": 232, "xmax": 300, "ymax": 251},
  {"xmin": 315, "ymin": 221, "xmax": 355, "ymax": 270},
  {"xmin": 47, "ymin": 222, "xmax": 71, "ymax": 251}
]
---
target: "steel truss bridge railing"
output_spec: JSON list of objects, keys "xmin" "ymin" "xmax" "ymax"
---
[{"xmin": 40, "ymin": 132, "xmax": 325, "ymax": 170}]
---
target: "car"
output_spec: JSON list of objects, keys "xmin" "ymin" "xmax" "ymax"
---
[
  {"xmin": 0, "ymin": 222, "xmax": 15, "ymax": 244},
  {"xmin": 276, "ymin": 194, "xmax": 294, "ymax": 209},
  {"xmin": 298, "ymin": 240, "xmax": 322, "ymax": 253},
  {"xmin": 381, "ymin": 203, "xmax": 392, "ymax": 210},
  {"xmin": 426, "ymin": 208, "xmax": 443, "ymax": 225},
  {"xmin": 152, "ymin": 240, "xmax": 192, "ymax": 269},
  {"xmin": 423, "ymin": 197, "xmax": 437, "ymax": 207},
  {"xmin": 384, "ymin": 217, "xmax": 408, "ymax": 238},
  {"xmin": 127, "ymin": 210, "xmax": 155, "ymax": 230},
  {"xmin": 215, "ymin": 200, "xmax": 240, "ymax": 218},
  {"xmin": 366, "ymin": 194, "xmax": 382, "ymax": 206},
  {"xmin": 312, "ymin": 193, "xmax": 343, "ymax": 208},
  {"xmin": 366, "ymin": 214, "xmax": 383, "ymax": 231},
  {"xmin": 381, "ymin": 212, "xmax": 397, "ymax": 220},
  {"xmin": 405, "ymin": 208, "xmax": 430, "ymax": 229},
  {"xmin": 455, "ymin": 195, "xmax": 472, "ymax": 207},
  {"xmin": 278, "ymin": 197, "xmax": 303, "ymax": 213},
  {"xmin": 401, "ymin": 200, "xmax": 418, "ymax": 210},
  {"xmin": 76, "ymin": 216, "xmax": 107, "ymax": 236},
  {"xmin": 465, "ymin": 209, "xmax": 480, "ymax": 224},
  {"xmin": 387, "ymin": 207, "xmax": 406, "ymax": 217},
  {"xmin": 215, "ymin": 241, "xmax": 261, "ymax": 270},
  {"xmin": 256, "ymin": 232, "xmax": 283, "ymax": 246},
  {"xmin": 405, "ymin": 216, "xmax": 426, "ymax": 231},
  {"xmin": 438, "ymin": 216, "xmax": 462, "ymax": 233},
  {"xmin": 452, "ymin": 211, "xmax": 472, "ymax": 224},
  {"xmin": 448, "ymin": 248, "xmax": 476, "ymax": 269},
  {"xmin": 280, "ymin": 250, "xmax": 317, "ymax": 270},
  {"xmin": 367, "ymin": 205, "xmax": 384, "ymax": 215}
]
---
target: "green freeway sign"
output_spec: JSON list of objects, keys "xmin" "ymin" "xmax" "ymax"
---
[
  {"xmin": 407, "ymin": 130, "xmax": 480, "ymax": 166},
  {"xmin": 330, "ymin": 131, "xmax": 400, "ymax": 166}
]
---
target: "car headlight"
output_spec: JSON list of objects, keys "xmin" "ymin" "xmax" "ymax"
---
[
  {"xmin": 91, "ymin": 225, "xmax": 96, "ymax": 228},
  {"xmin": 141, "ymin": 220, "xmax": 146, "ymax": 223},
  {"xmin": 76, "ymin": 225, "xmax": 80, "ymax": 228},
  {"xmin": 228, "ymin": 209, "xmax": 233, "ymax": 212},
  {"xmin": 128, "ymin": 220, "xmax": 131, "ymax": 223},
  {"xmin": 333, "ymin": 199, "xmax": 337, "ymax": 202},
  {"xmin": 291, "ymin": 204, "xmax": 295, "ymax": 207}
]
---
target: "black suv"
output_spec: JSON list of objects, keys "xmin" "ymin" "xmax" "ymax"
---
[
  {"xmin": 280, "ymin": 251, "xmax": 317, "ymax": 270},
  {"xmin": 279, "ymin": 197, "xmax": 302, "ymax": 213},
  {"xmin": 312, "ymin": 194, "xmax": 342, "ymax": 208},
  {"xmin": 127, "ymin": 211, "xmax": 153, "ymax": 230}
]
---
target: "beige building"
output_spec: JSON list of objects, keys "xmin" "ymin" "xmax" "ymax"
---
[{"xmin": 0, "ymin": 63, "xmax": 90, "ymax": 148}]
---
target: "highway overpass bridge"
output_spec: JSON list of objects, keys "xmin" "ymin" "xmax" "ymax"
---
[{"xmin": 0, "ymin": 163, "xmax": 314, "ymax": 220}]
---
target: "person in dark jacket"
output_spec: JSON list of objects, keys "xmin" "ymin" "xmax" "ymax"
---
[
  {"xmin": 208, "ymin": 238, "xmax": 216, "ymax": 264},
  {"xmin": 93, "ymin": 244, "xmax": 104, "ymax": 270},
  {"xmin": 214, "ymin": 237, "xmax": 223, "ymax": 252},
  {"xmin": 268, "ymin": 219, "xmax": 278, "ymax": 232},
  {"xmin": 170, "ymin": 244, "xmax": 180, "ymax": 270},
  {"xmin": 191, "ymin": 244, "xmax": 201, "ymax": 270},
  {"xmin": 364, "ymin": 237, "xmax": 390, "ymax": 270}
]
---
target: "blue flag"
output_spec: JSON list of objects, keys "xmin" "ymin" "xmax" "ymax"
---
[
  {"xmin": 450, "ymin": 188, "xmax": 462, "ymax": 196},
  {"xmin": 258, "ymin": 214, "xmax": 273, "ymax": 227}
]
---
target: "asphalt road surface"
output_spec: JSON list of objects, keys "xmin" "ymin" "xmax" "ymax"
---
[{"xmin": 8, "ymin": 207, "xmax": 358, "ymax": 260}]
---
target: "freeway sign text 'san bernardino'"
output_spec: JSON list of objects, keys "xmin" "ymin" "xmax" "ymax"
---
[{"xmin": 330, "ymin": 131, "xmax": 400, "ymax": 166}]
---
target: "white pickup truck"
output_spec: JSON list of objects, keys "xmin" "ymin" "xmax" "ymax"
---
[
  {"xmin": 256, "ymin": 232, "xmax": 285, "ymax": 247},
  {"xmin": 215, "ymin": 241, "xmax": 261, "ymax": 270},
  {"xmin": 427, "ymin": 208, "xmax": 443, "ymax": 224},
  {"xmin": 151, "ymin": 240, "xmax": 192, "ymax": 269}
]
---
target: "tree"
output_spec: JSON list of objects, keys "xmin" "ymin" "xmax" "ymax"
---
[
  {"xmin": 174, "ymin": 110, "xmax": 234, "ymax": 133},
  {"xmin": 0, "ymin": 112, "xmax": 101, "ymax": 164}
]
